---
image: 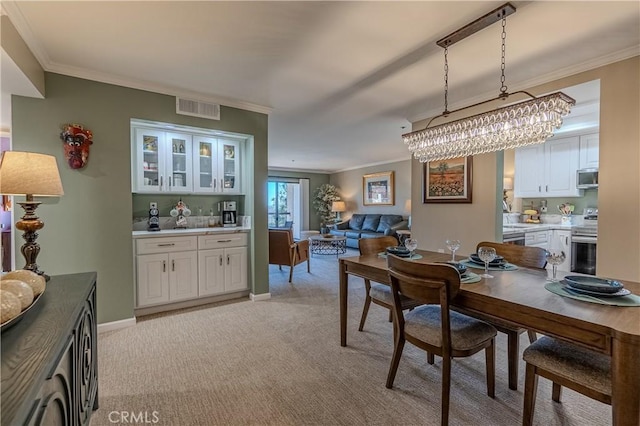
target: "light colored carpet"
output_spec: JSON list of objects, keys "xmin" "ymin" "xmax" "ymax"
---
[{"xmin": 92, "ymin": 248, "xmax": 609, "ymax": 425}]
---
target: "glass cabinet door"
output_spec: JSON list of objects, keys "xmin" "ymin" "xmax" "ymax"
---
[
  {"xmin": 219, "ymin": 139, "xmax": 240, "ymax": 193},
  {"xmin": 134, "ymin": 128, "xmax": 164, "ymax": 192},
  {"xmin": 166, "ymin": 133, "xmax": 193, "ymax": 193},
  {"xmin": 193, "ymin": 136, "xmax": 217, "ymax": 192}
]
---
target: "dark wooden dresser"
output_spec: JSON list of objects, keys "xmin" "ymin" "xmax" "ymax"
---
[{"xmin": 1, "ymin": 272, "xmax": 98, "ymax": 425}]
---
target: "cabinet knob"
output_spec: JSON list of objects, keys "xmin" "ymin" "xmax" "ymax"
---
[
  {"xmin": 219, "ymin": 256, "xmax": 223, "ymax": 266},
  {"xmin": 227, "ymin": 255, "xmax": 230, "ymax": 265},
  {"xmin": 172, "ymin": 260, "xmax": 175, "ymax": 271},
  {"xmin": 163, "ymin": 261, "xmax": 166, "ymax": 272}
]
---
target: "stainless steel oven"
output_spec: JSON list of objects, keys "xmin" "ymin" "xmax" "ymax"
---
[{"xmin": 571, "ymin": 226, "xmax": 597, "ymax": 275}]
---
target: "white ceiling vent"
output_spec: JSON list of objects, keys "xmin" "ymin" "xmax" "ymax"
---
[{"xmin": 176, "ymin": 97, "xmax": 220, "ymax": 120}]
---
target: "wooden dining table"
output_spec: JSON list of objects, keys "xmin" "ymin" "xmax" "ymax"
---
[{"xmin": 338, "ymin": 250, "xmax": 640, "ymax": 426}]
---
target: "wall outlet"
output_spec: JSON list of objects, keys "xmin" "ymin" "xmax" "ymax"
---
[
  {"xmin": 540, "ymin": 206, "xmax": 548, "ymax": 213},
  {"xmin": 437, "ymin": 248, "xmax": 445, "ymax": 253},
  {"xmin": 150, "ymin": 202, "xmax": 157, "ymax": 209}
]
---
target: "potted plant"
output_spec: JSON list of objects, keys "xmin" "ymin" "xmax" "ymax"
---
[{"xmin": 313, "ymin": 183, "xmax": 339, "ymax": 234}]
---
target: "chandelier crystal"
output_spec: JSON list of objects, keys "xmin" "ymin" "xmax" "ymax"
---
[
  {"xmin": 404, "ymin": 3, "xmax": 575, "ymax": 163},
  {"xmin": 404, "ymin": 91, "xmax": 575, "ymax": 162}
]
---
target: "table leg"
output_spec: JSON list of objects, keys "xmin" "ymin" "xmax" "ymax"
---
[
  {"xmin": 340, "ymin": 260, "xmax": 348, "ymax": 347},
  {"xmin": 611, "ymin": 336, "xmax": 640, "ymax": 426}
]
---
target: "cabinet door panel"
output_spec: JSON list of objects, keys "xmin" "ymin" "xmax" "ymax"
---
[
  {"xmin": 137, "ymin": 254, "xmax": 169, "ymax": 306},
  {"xmin": 579, "ymin": 133, "xmax": 599, "ymax": 169},
  {"xmin": 545, "ymin": 137, "xmax": 580, "ymax": 196},
  {"xmin": 133, "ymin": 128, "xmax": 164, "ymax": 193},
  {"xmin": 550, "ymin": 230, "xmax": 572, "ymax": 272},
  {"xmin": 169, "ymin": 251, "xmax": 198, "ymax": 301},
  {"xmin": 225, "ymin": 247, "xmax": 248, "ymax": 292},
  {"xmin": 198, "ymin": 249, "xmax": 225, "ymax": 296},
  {"xmin": 514, "ymin": 145, "xmax": 544, "ymax": 197},
  {"xmin": 192, "ymin": 136, "xmax": 217, "ymax": 193},
  {"xmin": 166, "ymin": 133, "xmax": 193, "ymax": 193},
  {"xmin": 219, "ymin": 139, "xmax": 241, "ymax": 193}
]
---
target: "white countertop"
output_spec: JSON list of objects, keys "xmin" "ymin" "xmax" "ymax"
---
[
  {"xmin": 502, "ymin": 223, "xmax": 575, "ymax": 235},
  {"xmin": 132, "ymin": 226, "xmax": 251, "ymax": 239}
]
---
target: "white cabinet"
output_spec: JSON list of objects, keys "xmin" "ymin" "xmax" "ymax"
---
[
  {"xmin": 197, "ymin": 233, "xmax": 248, "ymax": 296},
  {"xmin": 192, "ymin": 135, "xmax": 242, "ymax": 194},
  {"xmin": 579, "ymin": 133, "xmax": 599, "ymax": 169},
  {"xmin": 549, "ymin": 229, "xmax": 572, "ymax": 272},
  {"xmin": 525, "ymin": 230, "xmax": 549, "ymax": 250},
  {"xmin": 136, "ymin": 236, "xmax": 199, "ymax": 307},
  {"xmin": 514, "ymin": 136, "xmax": 582, "ymax": 198},
  {"xmin": 132, "ymin": 127, "xmax": 193, "ymax": 193}
]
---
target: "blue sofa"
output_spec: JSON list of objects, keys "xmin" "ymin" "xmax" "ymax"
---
[{"xmin": 329, "ymin": 214, "xmax": 408, "ymax": 249}]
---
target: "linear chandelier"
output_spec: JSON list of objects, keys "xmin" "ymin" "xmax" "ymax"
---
[{"xmin": 403, "ymin": 3, "xmax": 575, "ymax": 163}]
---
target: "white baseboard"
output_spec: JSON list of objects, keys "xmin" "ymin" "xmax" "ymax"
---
[
  {"xmin": 97, "ymin": 317, "xmax": 137, "ymax": 333},
  {"xmin": 250, "ymin": 292, "xmax": 271, "ymax": 301}
]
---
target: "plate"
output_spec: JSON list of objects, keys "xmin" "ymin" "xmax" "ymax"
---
[
  {"xmin": 386, "ymin": 246, "xmax": 411, "ymax": 258},
  {"xmin": 1, "ymin": 289, "xmax": 44, "ymax": 332},
  {"xmin": 469, "ymin": 253, "xmax": 505, "ymax": 266},
  {"xmin": 564, "ymin": 275, "xmax": 624, "ymax": 294},
  {"xmin": 562, "ymin": 282, "xmax": 631, "ymax": 298}
]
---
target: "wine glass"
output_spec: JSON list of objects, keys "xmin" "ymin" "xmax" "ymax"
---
[
  {"xmin": 405, "ymin": 238, "xmax": 418, "ymax": 259},
  {"xmin": 445, "ymin": 239, "xmax": 461, "ymax": 261},
  {"xmin": 477, "ymin": 246, "xmax": 497, "ymax": 278},
  {"xmin": 545, "ymin": 247, "xmax": 566, "ymax": 281}
]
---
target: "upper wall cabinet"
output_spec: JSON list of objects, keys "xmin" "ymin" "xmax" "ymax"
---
[
  {"xmin": 514, "ymin": 136, "xmax": 582, "ymax": 198},
  {"xmin": 192, "ymin": 136, "xmax": 242, "ymax": 194},
  {"xmin": 578, "ymin": 132, "xmax": 599, "ymax": 169},
  {"xmin": 132, "ymin": 127, "xmax": 194, "ymax": 193},
  {"xmin": 131, "ymin": 124, "xmax": 243, "ymax": 194}
]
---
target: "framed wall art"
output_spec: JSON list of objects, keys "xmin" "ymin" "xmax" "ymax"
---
[
  {"xmin": 423, "ymin": 156, "xmax": 473, "ymax": 203},
  {"xmin": 363, "ymin": 171, "xmax": 394, "ymax": 206}
]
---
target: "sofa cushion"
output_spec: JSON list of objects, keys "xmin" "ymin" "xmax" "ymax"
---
[
  {"xmin": 348, "ymin": 214, "xmax": 366, "ymax": 231},
  {"xmin": 362, "ymin": 215, "xmax": 381, "ymax": 232},
  {"xmin": 345, "ymin": 230, "xmax": 362, "ymax": 239},
  {"xmin": 329, "ymin": 229, "xmax": 347, "ymax": 237},
  {"xmin": 376, "ymin": 215, "xmax": 404, "ymax": 233},
  {"xmin": 360, "ymin": 231, "xmax": 383, "ymax": 239}
]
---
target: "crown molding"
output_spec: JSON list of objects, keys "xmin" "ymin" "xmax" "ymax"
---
[{"xmin": 408, "ymin": 46, "xmax": 640, "ymax": 124}]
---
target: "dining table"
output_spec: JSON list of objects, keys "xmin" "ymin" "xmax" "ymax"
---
[{"xmin": 338, "ymin": 249, "xmax": 640, "ymax": 426}]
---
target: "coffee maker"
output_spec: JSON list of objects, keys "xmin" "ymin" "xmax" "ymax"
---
[{"xmin": 222, "ymin": 201, "xmax": 237, "ymax": 227}]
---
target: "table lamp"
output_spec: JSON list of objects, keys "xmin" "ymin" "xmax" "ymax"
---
[
  {"xmin": 331, "ymin": 200, "xmax": 346, "ymax": 222},
  {"xmin": 0, "ymin": 151, "xmax": 64, "ymax": 280}
]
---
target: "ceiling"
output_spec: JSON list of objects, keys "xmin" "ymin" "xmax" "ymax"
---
[{"xmin": 2, "ymin": 1, "xmax": 638, "ymax": 172}]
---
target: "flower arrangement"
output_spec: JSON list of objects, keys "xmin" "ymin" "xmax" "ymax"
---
[{"xmin": 313, "ymin": 183, "xmax": 339, "ymax": 232}]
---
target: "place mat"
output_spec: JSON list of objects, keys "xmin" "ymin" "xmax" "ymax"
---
[
  {"xmin": 378, "ymin": 252, "xmax": 423, "ymax": 260},
  {"xmin": 461, "ymin": 272, "xmax": 481, "ymax": 284},
  {"xmin": 459, "ymin": 259, "xmax": 518, "ymax": 271},
  {"xmin": 545, "ymin": 281, "xmax": 640, "ymax": 307}
]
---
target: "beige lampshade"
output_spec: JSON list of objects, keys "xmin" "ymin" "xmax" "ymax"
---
[
  {"xmin": 503, "ymin": 177, "xmax": 513, "ymax": 191},
  {"xmin": 404, "ymin": 199, "xmax": 412, "ymax": 212},
  {"xmin": 331, "ymin": 201, "xmax": 346, "ymax": 212},
  {"xmin": 0, "ymin": 151, "xmax": 64, "ymax": 196}
]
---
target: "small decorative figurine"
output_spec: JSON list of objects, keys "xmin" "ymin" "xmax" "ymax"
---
[{"xmin": 60, "ymin": 123, "xmax": 93, "ymax": 169}]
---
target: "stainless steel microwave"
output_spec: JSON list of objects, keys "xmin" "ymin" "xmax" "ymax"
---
[{"xmin": 576, "ymin": 168, "xmax": 598, "ymax": 189}]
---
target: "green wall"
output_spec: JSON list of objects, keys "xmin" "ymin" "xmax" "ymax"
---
[
  {"xmin": 12, "ymin": 72, "xmax": 269, "ymax": 323},
  {"xmin": 268, "ymin": 169, "xmax": 330, "ymax": 231}
]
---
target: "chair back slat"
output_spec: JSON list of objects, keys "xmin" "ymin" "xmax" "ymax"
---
[
  {"xmin": 358, "ymin": 236, "xmax": 399, "ymax": 255},
  {"xmin": 476, "ymin": 241, "xmax": 547, "ymax": 269}
]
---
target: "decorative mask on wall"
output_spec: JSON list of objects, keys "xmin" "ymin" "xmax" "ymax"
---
[{"xmin": 59, "ymin": 123, "xmax": 93, "ymax": 169}]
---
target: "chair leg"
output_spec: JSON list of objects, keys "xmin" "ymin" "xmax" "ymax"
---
[
  {"xmin": 388, "ymin": 309, "xmax": 393, "ymax": 323},
  {"xmin": 385, "ymin": 335, "xmax": 405, "ymax": 389},
  {"xmin": 427, "ymin": 352, "xmax": 435, "ymax": 365},
  {"xmin": 441, "ymin": 356, "xmax": 451, "ymax": 426},
  {"xmin": 507, "ymin": 330, "xmax": 520, "ymax": 390},
  {"xmin": 279, "ymin": 265, "xmax": 282, "ymax": 270},
  {"xmin": 522, "ymin": 363, "xmax": 539, "ymax": 426},
  {"xmin": 358, "ymin": 280, "xmax": 372, "ymax": 332},
  {"xmin": 485, "ymin": 339, "xmax": 495, "ymax": 398},
  {"xmin": 552, "ymin": 382, "xmax": 562, "ymax": 403},
  {"xmin": 527, "ymin": 330, "xmax": 537, "ymax": 343},
  {"xmin": 306, "ymin": 258, "xmax": 310, "ymax": 273}
]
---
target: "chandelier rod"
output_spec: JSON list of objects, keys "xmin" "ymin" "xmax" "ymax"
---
[
  {"xmin": 436, "ymin": 3, "xmax": 516, "ymax": 48},
  {"xmin": 423, "ymin": 89, "xmax": 540, "ymax": 130}
]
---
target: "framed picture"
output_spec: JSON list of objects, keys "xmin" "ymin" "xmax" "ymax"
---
[
  {"xmin": 363, "ymin": 171, "xmax": 395, "ymax": 206},
  {"xmin": 423, "ymin": 156, "xmax": 473, "ymax": 203}
]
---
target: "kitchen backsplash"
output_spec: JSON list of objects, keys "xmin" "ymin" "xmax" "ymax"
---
[{"xmin": 518, "ymin": 188, "xmax": 597, "ymax": 215}]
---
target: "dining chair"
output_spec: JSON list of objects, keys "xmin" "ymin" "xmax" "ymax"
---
[
  {"xmin": 386, "ymin": 255, "xmax": 497, "ymax": 426},
  {"xmin": 453, "ymin": 241, "xmax": 547, "ymax": 391},
  {"xmin": 357, "ymin": 236, "xmax": 422, "ymax": 332},
  {"xmin": 522, "ymin": 336, "xmax": 611, "ymax": 426},
  {"xmin": 268, "ymin": 229, "xmax": 310, "ymax": 283}
]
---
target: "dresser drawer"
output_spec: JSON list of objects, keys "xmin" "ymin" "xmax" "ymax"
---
[
  {"xmin": 198, "ymin": 233, "xmax": 247, "ymax": 250},
  {"xmin": 136, "ymin": 236, "xmax": 198, "ymax": 254}
]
